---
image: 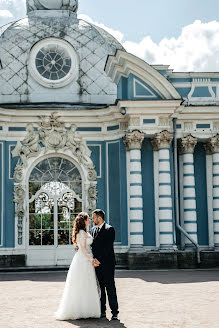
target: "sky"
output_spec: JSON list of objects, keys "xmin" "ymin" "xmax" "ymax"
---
[{"xmin": 0, "ymin": 0, "xmax": 219, "ymax": 72}]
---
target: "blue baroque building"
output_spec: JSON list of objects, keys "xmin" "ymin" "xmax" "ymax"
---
[{"xmin": 0, "ymin": 0, "xmax": 219, "ymax": 268}]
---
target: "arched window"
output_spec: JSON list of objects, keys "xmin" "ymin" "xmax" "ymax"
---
[{"xmin": 28, "ymin": 157, "xmax": 83, "ymax": 246}]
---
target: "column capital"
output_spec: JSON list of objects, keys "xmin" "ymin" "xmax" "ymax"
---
[
  {"xmin": 204, "ymin": 141, "xmax": 213, "ymax": 155},
  {"xmin": 179, "ymin": 134, "xmax": 197, "ymax": 154},
  {"xmin": 205, "ymin": 134, "xmax": 219, "ymax": 154},
  {"xmin": 151, "ymin": 130, "xmax": 173, "ymax": 151},
  {"xmin": 123, "ymin": 130, "xmax": 144, "ymax": 151}
]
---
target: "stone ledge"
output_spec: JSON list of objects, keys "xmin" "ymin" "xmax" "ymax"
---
[
  {"xmin": 1, "ymin": 252, "xmax": 219, "ymax": 270},
  {"xmin": 0, "ymin": 255, "xmax": 25, "ymax": 267},
  {"xmin": 116, "ymin": 251, "xmax": 219, "ymax": 270}
]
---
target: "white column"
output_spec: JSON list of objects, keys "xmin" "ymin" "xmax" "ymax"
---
[
  {"xmin": 152, "ymin": 131, "xmax": 175, "ymax": 249},
  {"xmin": 180, "ymin": 135, "xmax": 198, "ymax": 248},
  {"xmin": 208, "ymin": 135, "xmax": 219, "ymax": 248},
  {"xmin": 123, "ymin": 130, "xmax": 144, "ymax": 249}
]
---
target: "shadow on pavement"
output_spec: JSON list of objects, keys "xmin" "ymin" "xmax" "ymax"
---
[
  {"xmin": 0, "ymin": 269, "xmax": 219, "ymax": 284},
  {"xmin": 65, "ymin": 318, "xmax": 127, "ymax": 328}
]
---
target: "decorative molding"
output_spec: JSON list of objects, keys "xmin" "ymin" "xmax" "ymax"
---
[
  {"xmin": 11, "ymin": 113, "xmax": 97, "ymax": 245},
  {"xmin": 206, "ymin": 134, "xmax": 219, "ymax": 153},
  {"xmin": 151, "ymin": 130, "xmax": 173, "ymax": 151},
  {"xmin": 158, "ymin": 117, "xmax": 170, "ymax": 127},
  {"xmin": 88, "ymin": 144, "xmax": 102, "ymax": 178},
  {"xmin": 120, "ymin": 122, "xmax": 129, "ymax": 131},
  {"xmin": 129, "ymin": 117, "xmax": 140, "ymax": 127},
  {"xmin": 9, "ymin": 144, "xmax": 16, "ymax": 180},
  {"xmin": 133, "ymin": 78, "xmax": 157, "ymax": 98},
  {"xmin": 213, "ymin": 122, "xmax": 219, "ymax": 131},
  {"xmin": 204, "ymin": 142, "xmax": 212, "ymax": 156},
  {"xmin": 123, "ymin": 130, "xmax": 144, "ymax": 151},
  {"xmin": 105, "ymin": 50, "xmax": 181, "ymax": 100},
  {"xmin": 184, "ymin": 122, "xmax": 193, "ymax": 132},
  {"xmin": 179, "ymin": 135, "xmax": 198, "ymax": 154}
]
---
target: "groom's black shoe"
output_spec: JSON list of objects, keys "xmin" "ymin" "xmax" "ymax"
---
[
  {"xmin": 111, "ymin": 315, "xmax": 118, "ymax": 320},
  {"xmin": 101, "ymin": 313, "xmax": 106, "ymax": 318}
]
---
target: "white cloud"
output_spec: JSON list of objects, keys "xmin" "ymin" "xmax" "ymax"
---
[
  {"xmin": 78, "ymin": 13, "xmax": 124, "ymax": 44},
  {"xmin": 0, "ymin": 9, "xmax": 13, "ymax": 18},
  {"xmin": 123, "ymin": 20, "xmax": 219, "ymax": 72},
  {"xmin": 0, "ymin": 0, "xmax": 26, "ymax": 25},
  {"xmin": 78, "ymin": 16, "xmax": 219, "ymax": 72}
]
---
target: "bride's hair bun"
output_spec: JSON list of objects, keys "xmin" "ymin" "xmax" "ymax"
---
[{"xmin": 72, "ymin": 212, "xmax": 89, "ymax": 244}]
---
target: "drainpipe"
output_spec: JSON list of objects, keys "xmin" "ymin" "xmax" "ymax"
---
[{"xmin": 173, "ymin": 118, "xmax": 201, "ymax": 264}]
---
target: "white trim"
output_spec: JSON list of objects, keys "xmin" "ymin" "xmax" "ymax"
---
[
  {"xmin": 206, "ymin": 154, "xmax": 214, "ymax": 248},
  {"xmin": 105, "ymin": 50, "xmax": 181, "ymax": 100},
  {"xmin": 28, "ymin": 37, "xmax": 79, "ymax": 89},
  {"xmin": 133, "ymin": 78, "xmax": 157, "ymax": 98},
  {"xmin": 8, "ymin": 144, "xmax": 16, "ymax": 180},
  {"xmin": 0, "ymin": 142, "xmax": 3, "ymax": 247},
  {"xmin": 114, "ymin": 245, "xmax": 129, "ymax": 253},
  {"xmin": 153, "ymin": 150, "xmax": 160, "ymax": 248},
  {"xmin": 0, "ymin": 248, "xmax": 25, "ymax": 255},
  {"xmin": 22, "ymin": 151, "xmax": 91, "ymax": 265},
  {"xmin": 88, "ymin": 144, "xmax": 102, "ymax": 178}
]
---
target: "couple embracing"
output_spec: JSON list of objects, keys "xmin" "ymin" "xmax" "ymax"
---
[{"xmin": 54, "ymin": 209, "xmax": 119, "ymax": 321}]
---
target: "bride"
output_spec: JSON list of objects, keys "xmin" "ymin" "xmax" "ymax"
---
[{"xmin": 54, "ymin": 212, "xmax": 101, "ymax": 320}]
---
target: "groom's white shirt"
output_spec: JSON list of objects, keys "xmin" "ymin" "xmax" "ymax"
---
[{"xmin": 98, "ymin": 221, "xmax": 105, "ymax": 231}]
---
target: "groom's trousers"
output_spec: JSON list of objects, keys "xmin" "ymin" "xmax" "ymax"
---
[{"xmin": 95, "ymin": 266, "xmax": 119, "ymax": 316}]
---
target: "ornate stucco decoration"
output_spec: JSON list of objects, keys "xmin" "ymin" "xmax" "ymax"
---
[
  {"xmin": 179, "ymin": 134, "xmax": 198, "ymax": 154},
  {"xmin": 205, "ymin": 134, "xmax": 219, "ymax": 154},
  {"xmin": 27, "ymin": 0, "xmax": 78, "ymax": 13},
  {"xmin": 123, "ymin": 130, "xmax": 145, "ymax": 151},
  {"xmin": 11, "ymin": 112, "xmax": 97, "ymax": 245},
  {"xmin": 12, "ymin": 113, "xmax": 97, "ymax": 179},
  {"xmin": 151, "ymin": 130, "xmax": 173, "ymax": 151},
  {"xmin": 13, "ymin": 185, "xmax": 25, "ymax": 245}
]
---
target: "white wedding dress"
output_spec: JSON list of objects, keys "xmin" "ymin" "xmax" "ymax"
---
[{"xmin": 54, "ymin": 230, "xmax": 101, "ymax": 320}]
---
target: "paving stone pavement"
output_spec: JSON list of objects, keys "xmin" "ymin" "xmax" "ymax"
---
[{"xmin": 1, "ymin": 269, "xmax": 219, "ymax": 328}]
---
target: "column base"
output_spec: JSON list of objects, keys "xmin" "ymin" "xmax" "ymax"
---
[
  {"xmin": 184, "ymin": 244, "xmax": 197, "ymax": 251},
  {"xmin": 129, "ymin": 245, "xmax": 145, "ymax": 253},
  {"xmin": 159, "ymin": 244, "xmax": 178, "ymax": 251}
]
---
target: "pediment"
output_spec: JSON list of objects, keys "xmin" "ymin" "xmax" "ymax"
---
[{"xmin": 105, "ymin": 50, "xmax": 181, "ymax": 100}]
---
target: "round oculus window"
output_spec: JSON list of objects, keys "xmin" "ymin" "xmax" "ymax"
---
[{"xmin": 28, "ymin": 38, "xmax": 78, "ymax": 88}]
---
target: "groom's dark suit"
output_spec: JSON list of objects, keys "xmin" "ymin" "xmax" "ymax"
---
[{"xmin": 91, "ymin": 222, "xmax": 119, "ymax": 317}]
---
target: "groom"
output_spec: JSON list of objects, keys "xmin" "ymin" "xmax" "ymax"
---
[{"xmin": 91, "ymin": 209, "xmax": 119, "ymax": 321}]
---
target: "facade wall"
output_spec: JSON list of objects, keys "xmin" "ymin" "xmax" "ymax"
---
[
  {"xmin": 0, "ymin": 137, "xmax": 129, "ymax": 249},
  {"xmin": 194, "ymin": 143, "xmax": 209, "ymax": 246},
  {"xmin": 141, "ymin": 138, "xmax": 156, "ymax": 246}
]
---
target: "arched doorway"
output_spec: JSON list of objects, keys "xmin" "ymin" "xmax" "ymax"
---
[{"xmin": 26, "ymin": 156, "xmax": 83, "ymax": 266}]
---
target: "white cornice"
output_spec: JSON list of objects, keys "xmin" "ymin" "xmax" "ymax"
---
[{"xmin": 168, "ymin": 72, "xmax": 219, "ymax": 79}]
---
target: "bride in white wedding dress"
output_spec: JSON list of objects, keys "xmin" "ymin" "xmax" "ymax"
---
[{"xmin": 54, "ymin": 212, "xmax": 101, "ymax": 320}]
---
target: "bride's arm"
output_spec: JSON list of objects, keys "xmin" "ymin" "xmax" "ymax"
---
[{"xmin": 77, "ymin": 230, "xmax": 93, "ymax": 263}]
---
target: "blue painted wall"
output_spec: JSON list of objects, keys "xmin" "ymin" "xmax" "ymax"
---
[
  {"xmin": 0, "ymin": 141, "xmax": 3, "ymax": 247},
  {"xmin": 89, "ymin": 139, "xmax": 128, "ymax": 245},
  {"xmin": 141, "ymin": 138, "xmax": 156, "ymax": 246},
  {"xmin": 107, "ymin": 140, "xmax": 122, "ymax": 243},
  {"xmin": 194, "ymin": 143, "xmax": 209, "ymax": 245},
  {"xmin": 192, "ymin": 87, "xmax": 212, "ymax": 97},
  {"xmin": 0, "ymin": 141, "xmax": 18, "ymax": 248},
  {"xmin": 118, "ymin": 73, "xmax": 161, "ymax": 100},
  {"xmin": 169, "ymin": 142, "xmax": 176, "ymax": 246}
]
